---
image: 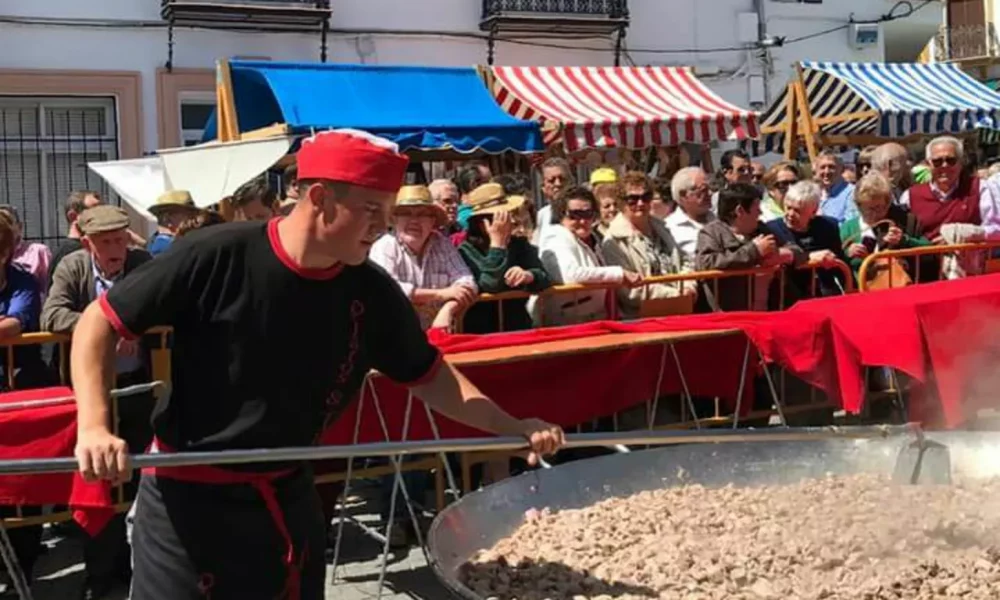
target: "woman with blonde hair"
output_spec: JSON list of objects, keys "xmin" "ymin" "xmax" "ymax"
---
[{"xmin": 759, "ymin": 162, "xmax": 800, "ymax": 222}]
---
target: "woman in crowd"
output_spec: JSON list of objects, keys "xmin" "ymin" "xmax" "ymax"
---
[
  {"xmin": 176, "ymin": 209, "xmax": 226, "ymax": 237},
  {"xmin": 601, "ymin": 171, "xmax": 691, "ymax": 319},
  {"xmin": 592, "ymin": 180, "xmax": 621, "ymax": 241},
  {"xmin": 696, "ymin": 183, "xmax": 805, "ymax": 311},
  {"xmin": 458, "ymin": 182, "xmax": 552, "ymax": 333},
  {"xmin": 768, "ymin": 181, "xmax": 849, "ymax": 299},
  {"xmin": 758, "ymin": 162, "xmax": 800, "ymax": 223},
  {"xmin": 840, "ymin": 171, "xmax": 931, "ymax": 281},
  {"xmin": 0, "ymin": 205, "xmax": 51, "ymax": 294},
  {"xmin": 534, "ymin": 186, "xmax": 641, "ymax": 326}
]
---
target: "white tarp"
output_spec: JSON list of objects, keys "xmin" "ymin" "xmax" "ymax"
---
[{"xmin": 88, "ymin": 136, "xmax": 292, "ymax": 215}]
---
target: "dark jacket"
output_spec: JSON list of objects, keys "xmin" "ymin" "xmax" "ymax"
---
[
  {"xmin": 695, "ymin": 220, "xmax": 806, "ymax": 312},
  {"xmin": 458, "ymin": 236, "xmax": 552, "ymax": 333},
  {"xmin": 768, "ymin": 215, "xmax": 850, "ymax": 299}
]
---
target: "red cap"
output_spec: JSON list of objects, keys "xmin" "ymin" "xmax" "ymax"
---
[{"xmin": 296, "ymin": 129, "xmax": 409, "ymax": 193}]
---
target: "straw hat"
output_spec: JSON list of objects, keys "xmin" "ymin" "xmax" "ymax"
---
[
  {"xmin": 149, "ymin": 190, "xmax": 196, "ymax": 217},
  {"xmin": 466, "ymin": 183, "xmax": 525, "ymax": 217},
  {"xmin": 394, "ymin": 185, "xmax": 447, "ymax": 227}
]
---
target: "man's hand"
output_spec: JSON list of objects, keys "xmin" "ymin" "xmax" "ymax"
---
[
  {"xmin": 438, "ymin": 285, "xmax": 477, "ymax": 307},
  {"xmin": 622, "ymin": 271, "xmax": 644, "ymax": 287},
  {"xmin": 776, "ymin": 247, "xmax": 795, "ymax": 265},
  {"xmin": 809, "ymin": 249, "xmax": 838, "ymax": 266},
  {"xmin": 431, "ymin": 302, "xmax": 458, "ymax": 331},
  {"xmin": 75, "ymin": 427, "xmax": 131, "ymax": 485},
  {"xmin": 847, "ymin": 243, "xmax": 870, "ymax": 259},
  {"xmin": 931, "ymin": 234, "xmax": 947, "ymax": 245},
  {"xmin": 516, "ymin": 418, "xmax": 565, "ymax": 466},
  {"xmin": 883, "ymin": 225, "xmax": 903, "ymax": 248},
  {"xmin": 504, "ymin": 266, "xmax": 534, "ymax": 288},
  {"xmin": 116, "ymin": 338, "xmax": 139, "ymax": 358},
  {"xmin": 753, "ymin": 234, "xmax": 777, "ymax": 257}
]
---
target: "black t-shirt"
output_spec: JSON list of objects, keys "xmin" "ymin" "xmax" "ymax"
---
[{"xmin": 100, "ymin": 219, "xmax": 441, "ymax": 467}]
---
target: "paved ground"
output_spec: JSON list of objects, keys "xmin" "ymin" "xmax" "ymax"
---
[{"xmin": 8, "ymin": 480, "xmax": 449, "ymax": 600}]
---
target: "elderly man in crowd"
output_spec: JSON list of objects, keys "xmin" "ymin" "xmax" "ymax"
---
[
  {"xmin": 41, "ymin": 205, "xmax": 154, "ymax": 599},
  {"xmin": 767, "ymin": 181, "xmax": 848, "ymax": 299},
  {"xmin": 813, "ymin": 150, "xmax": 858, "ymax": 224},
  {"xmin": 146, "ymin": 190, "xmax": 198, "ymax": 256},
  {"xmin": 602, "ymin": 171, "xmax": 692, "ymax": 318},
  {"xmin": 711, "ymin": 149, "xmax": 753, "ymax": 212},
  {"xmin": 230, "ymin": 176, "xmax": 277, "ymax": 222},
  {"xmin": 369, "ymin": 184, "xmax": 477, "ymax": 331},
  {"xmin": 870, "ymin": 143, "xmax": 912, "ymax": 201},
  {"xmin": 50, "ymin": 192, "xmax": 146, "ymax": 279},
  {"xmin": 428, "ymin": 178, "xmax": 462, "ymax": 236},
  {"xmin": 666, "ymin": 166, "xmax": 715, "ymax": 269},
  {"xmin": 532, "ymin": 157, "xmax": 574, "ymax": 246}
]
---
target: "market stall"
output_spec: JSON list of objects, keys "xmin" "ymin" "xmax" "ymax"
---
[
  {"xmin": 482, "ymin": 65, "xmax": 759, "ymax": 152},
  {"xmin": 205, "ymin": 59, "xmax": 545, "ymax": 158},
  {"xmin": 757, "ymin": 61, "xmax": 1000, "ymax": 160}
]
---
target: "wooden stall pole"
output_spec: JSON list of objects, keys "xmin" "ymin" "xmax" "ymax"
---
[
  {"xmin": 783, "ymin": 82, "xmax": 799, "ymax": 160},
  {"xmin": 792, "ymin": 63, "xmax": 820, "ymax": 162},
  {"xmin": 215, "ymin": 59, "xmax": 240, "ymax": 221}
]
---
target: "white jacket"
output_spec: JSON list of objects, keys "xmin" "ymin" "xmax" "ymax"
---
[{"xmin": 529, "ymin": 224, "xmax": 624, "ymax": 326}]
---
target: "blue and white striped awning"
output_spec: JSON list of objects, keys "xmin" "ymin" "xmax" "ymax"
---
[{"xmin": 755, "ymin": 61, "xmax": 1000, "ymax": 154}]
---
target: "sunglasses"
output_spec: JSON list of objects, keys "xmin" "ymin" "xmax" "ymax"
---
[
  {"xmin": 566, "ymin": 209, "xmax": 596, "ymax": 221},
  {"xmin": 773, "ymin": 180, "xmax": 798, "ymax": 191},
  {"xmin": 625, "ymin": 192, "xmax": 653, "ymax": 205},
  {"xmin": 930, "ymin": 157, "xmax": 959, "ymax": 168}
]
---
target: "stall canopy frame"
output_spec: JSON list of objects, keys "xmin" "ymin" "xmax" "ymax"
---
[
  {"xmin": 207, "ymin": 59, "xmax": 545, "ymax": 156},
  {"xmin": 483, "ymin": 65, "xmax": 759, "ymax": 152},
  {"xmin": 757, "ymin": 61, "xmax": 1000, "ymax": 160}
]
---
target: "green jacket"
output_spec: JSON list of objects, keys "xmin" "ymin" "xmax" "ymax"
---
[
  {"xmin": 839, "ymin": 217, "xmax": 931, "ymax": 273},
  {"xmin": 458, "ymin": 236, "xmax": 552, "ymax": 333}
]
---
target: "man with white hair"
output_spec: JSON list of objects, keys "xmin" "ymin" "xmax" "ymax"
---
[
  {"xmin": 665, "ymin": 166, "xmax": 715, "ymax": 267},
  {"xmin": 768, "ymin": 180, "xmax": 847, "ymax": 297},
  {"xmin": 899, "ymin": 136, "xmax": 1000, "ymax": 244},
  {"xmin": 870, "ymin": 143, "xmax": 912, "ymax": 201},
  {"xmin": 428, "ymin": 178, "xmax": 461, "ymax": 235},
  {"xmin": 812, "ymin": 149, "xmax": 857, "ymax": 225}
]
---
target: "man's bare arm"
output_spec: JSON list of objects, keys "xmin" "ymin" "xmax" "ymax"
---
[
  {"xmin": 410, "ymin": 360, "xmax": 563, "ymax": 462},
  {"xmin": 71, "ymin": 301, "xmax": 129, "ymax": 483},
  {"xmin": 0, "ymin": 317, "xmax": 22, "ymax": 339}
]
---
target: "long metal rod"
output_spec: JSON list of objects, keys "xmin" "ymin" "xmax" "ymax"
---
[
  {"xmin": 0, "ymin": 381, "xmax": 166, "ymax": 412},
  {"xmin": 0, "ymin": 425, "xmax": 915, "ymax": 476}
]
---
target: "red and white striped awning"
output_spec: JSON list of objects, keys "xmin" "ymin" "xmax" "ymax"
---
[{"xmin": 487, "ymin": 66, "xmax": 759, "ymax": 152}]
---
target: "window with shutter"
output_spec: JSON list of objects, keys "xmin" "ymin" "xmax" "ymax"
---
[
  {"xmin": 0, "ymin": 97, "xmax": 119, "ymax": 246},
  {"xmin": 179, "ymin": 92, "xmax": 215, "ymax": 147}
]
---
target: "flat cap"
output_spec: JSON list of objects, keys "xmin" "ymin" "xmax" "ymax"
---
[{"xmin": 78, "ymin": 205, "xmax": 131, "ymax": 236}]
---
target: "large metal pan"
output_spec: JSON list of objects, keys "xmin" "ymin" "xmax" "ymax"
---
[{"xmin": 426, "ymin": 430, "xmax": 1000, "ymax": 600}]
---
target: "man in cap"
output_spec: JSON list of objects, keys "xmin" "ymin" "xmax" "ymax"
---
[
  {"xmin": 369, "ymin": 184, "xmax": 477, "ymax": 332},
  {"xmin": 146, "ymin": 190, "xmax": 198, "ymax": 256},
  {"xmin": 69, "ymin": 128, "xmax": 564, "ymax": 599},
  {"xmin": 41, "ymin": 205, "xmax": 154, "ymax": 599}
]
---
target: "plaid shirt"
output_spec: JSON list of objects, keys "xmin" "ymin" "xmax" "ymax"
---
[{"xmin": 369, "ymin": 231, "xmax": 477, "ymax": 330}]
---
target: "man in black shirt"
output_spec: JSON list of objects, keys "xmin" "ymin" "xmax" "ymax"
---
[{"xmin": 69, "ymin": 129, "xmax": 564, "ymax": 600}]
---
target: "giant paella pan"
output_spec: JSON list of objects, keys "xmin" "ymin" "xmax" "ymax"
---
[{"xmin": 428, "ymin": 428, "xmax": 1000, "ymax": 599}]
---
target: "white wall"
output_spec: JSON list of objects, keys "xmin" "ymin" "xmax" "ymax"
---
[{"xmin": 0, "ymin": 0, "xmax": 939, "ymax": 152}]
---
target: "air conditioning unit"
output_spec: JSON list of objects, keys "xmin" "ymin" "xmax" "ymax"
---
[{"xmin": 849, "ymin": 23, "xmax": 880, "ymax": 50}]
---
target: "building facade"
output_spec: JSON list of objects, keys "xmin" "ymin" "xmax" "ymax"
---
[{"xmin": 0, "ymin": 0, "xmax": 941, "ymax": 242}]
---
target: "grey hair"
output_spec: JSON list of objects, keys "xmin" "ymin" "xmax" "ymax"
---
[
  {"xmin": 870, "ymin": 143, "xmax": 909, "ymax": 172},
  {"xmin": 670, "ymin": 166, "xmax": 704, "ymax": 201},
  {"xmin": 784, "ymin": 180, "xmax": 822, "ymax": 209},
  {"xmin": 926, "ymin": 136, "xmax": 964, "ymax": 160},
  {"xmin": 427, "ymin": 178, "xmax": 457, "ymax": 200},
  {"xmin": 814, "ymin": 149, "xmax": 843, "ymax": 166}
]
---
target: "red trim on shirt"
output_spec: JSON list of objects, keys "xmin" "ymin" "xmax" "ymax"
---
[
  {"xmin": 266, "ymin": 218, "xmax": 344, "ymax": 281},
  {"xmin": 407, "ymin": 351, "xmax": 444, "ymax": 387},
  {"xmin": 98, "ymin": 294, "xmax": 139, "ymax": 341}
]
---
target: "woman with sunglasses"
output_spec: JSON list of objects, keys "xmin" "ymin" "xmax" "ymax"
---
[
  {"xmin": 759, "ymin": 162, "xmax": 801, "ymax": 222},
  {"xmin": 601, "ymin": 171, "xmax": 691, "ymax": 319},
  {"xmin": 533, "ymin": 187, "xmax": 641, "ymax": 326}
]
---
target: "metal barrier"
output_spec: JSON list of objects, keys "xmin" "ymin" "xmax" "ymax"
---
[
  {"xmin": 857, "ymin": 240, "xmax": 1000, "ymax": 292},
  {"xmin": 458, "ymin": 259, "xmax": 855, "ymax": 332}
]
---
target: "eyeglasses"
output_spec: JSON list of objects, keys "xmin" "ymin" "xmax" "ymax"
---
[
  {"xmin": 773, "ymin": 180, "xmax": 798, "ymax": 191},
  {"xmin": 625, "ymin": 192, "xmax": 653, "ymax": 205},
  {"xmin": 566, "ymin": 209, "xmax": 596, "ymax": 221},
  {"xmin": 930, "ymin": 156, "xmax": 959, "ymax": 168}
]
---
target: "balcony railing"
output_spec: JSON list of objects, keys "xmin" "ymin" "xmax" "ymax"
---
[
  {"xmin": 930, "ymin": 23, "xmax": 1000, "ymax": 62},
  {"xmin": 161, "ymin": 0, "xmax": 331, "ymax": 31},
  {"xmin": 480, "ymin": 0, "xmax": 629, "ymax": 33}
]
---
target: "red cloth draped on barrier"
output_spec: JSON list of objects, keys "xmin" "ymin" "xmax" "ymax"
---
[{"xmin": 1, "ymin": 273, "xmax": 999, "ymax": 534}]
